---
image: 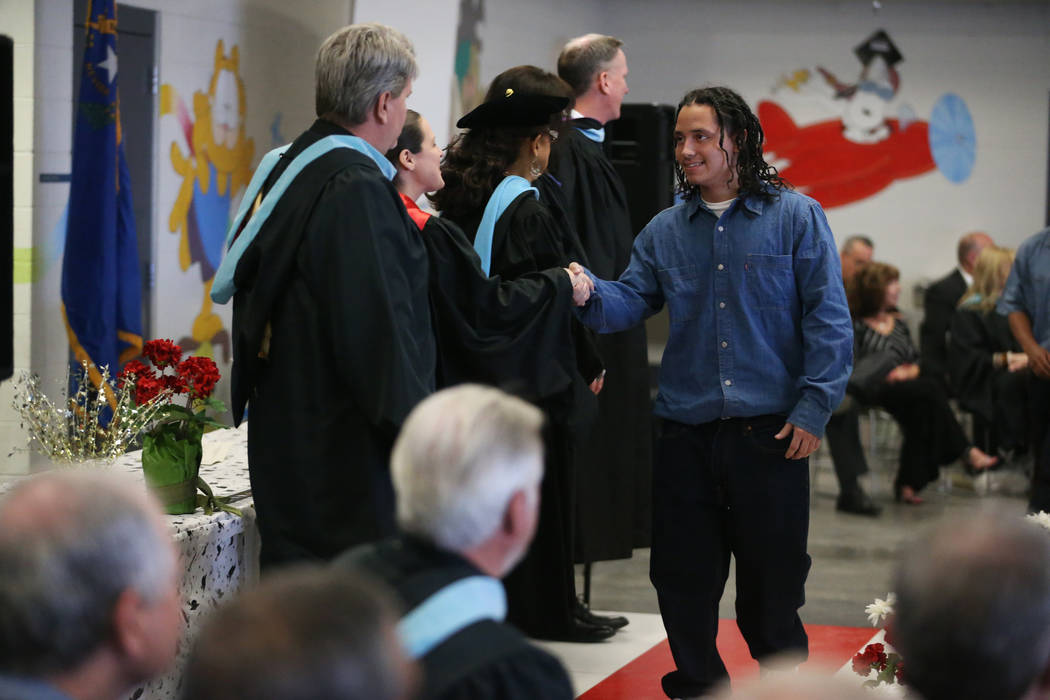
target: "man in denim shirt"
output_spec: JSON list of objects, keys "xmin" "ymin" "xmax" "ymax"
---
[
  {"xmin": 575, "ymin": 87, "xmax": 853, "ymax": 699},
  {"xmin": 998, "ymin": 226, "xmax": 1050, "ymax": 512}
]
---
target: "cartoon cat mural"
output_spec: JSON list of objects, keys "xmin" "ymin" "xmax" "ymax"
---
[{"xmin": 161, "ymin": 40, "xmax": 254, "ymax": 361}]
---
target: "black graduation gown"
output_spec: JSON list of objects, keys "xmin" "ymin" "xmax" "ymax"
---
[
  {"xmin": 547, "ymin": 121, "xmax": 653, "ymax": 561},
  {"xmin": 949, "ymin": 305, "xmax": 1029, "ymax": 451},
  {"xmin": 420, "ymin": 213, "xmax": 576, "ymax": 402},
  {"xmin": 444, "ymin": 191, "xmax": 599, "ymax": 638},
  {"xmin": 230, "ymin": 120, "xmax": 435, "ymax": 568},
  {"xmin": 335, "ymin": 537, "xmax": 574, "ymax": 700}
]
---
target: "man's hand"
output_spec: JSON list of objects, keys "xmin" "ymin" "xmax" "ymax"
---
[
  {"xmin": 589, "ymin": 370, "xmax": 605, "ymax": 395},
  {"xmin": 885, "ymin": 363, "xmax": 919, "ymax": 383},
  {"xmin": 1007, "ymin": 351, "xmax": 1030, "ymax": 373},
  {"xmin": 564, "ymin": 264, "xmax": 594, "ymax": 306},
  {"xmin": 1026, "ymin": 345, "xmax": 1050, "ymax": 379},
  {"xmin": 774, "ymin": 422, "xmax": 820, "ymax": 460}
]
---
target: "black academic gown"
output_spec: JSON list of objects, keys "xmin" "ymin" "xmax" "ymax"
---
[
  {"xmin": 335, "ymin": 537, "xmax": 574, "ymax": 700},
  {"xmin": 230, "ymin": 120, "xmax": 435, "ymax": 568},
  {"xmin": 920, "ymin": 269, "xmax": 967, "ymax": 391},
  {"xmin": 949, "ymin": 305, "xmax": 1029, "ymax": 452},
  {"xmin": 547, "ymin": 121, "xmax": 653, "ymax": 560},
  {"xmin": 419, "ymin": 212, "xmax": 576, "ymax": 401},
  {"xmin": 443, "ymin": 190, "xmax": 600, "ymax": 638}
]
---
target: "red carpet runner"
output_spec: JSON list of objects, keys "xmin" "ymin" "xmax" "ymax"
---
[{"xmin": 579, "ymin": 620, "xmax": 873, "ymax": 699}]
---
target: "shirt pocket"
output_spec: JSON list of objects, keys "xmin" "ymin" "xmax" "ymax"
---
[
  {"xmin": 745, "ymin": 254, "xmax": 794, "ymax": 311},
  {"xmin": 657, "ymin": 264, "xmax": 703, "ymax": 325}
]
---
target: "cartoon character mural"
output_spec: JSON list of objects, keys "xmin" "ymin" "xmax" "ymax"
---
[
  {"xmin": 160, "ymin": 40, "xmax": 254, "ymax": 361},
  {"xmin": 761, "ymin": 29, "xmax": 975, "ymax": 209}
]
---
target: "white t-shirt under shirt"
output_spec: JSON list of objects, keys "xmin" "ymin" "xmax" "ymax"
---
[{"xmin": 702, "ymin": 197, "xmax": 736, "ymax": 217}]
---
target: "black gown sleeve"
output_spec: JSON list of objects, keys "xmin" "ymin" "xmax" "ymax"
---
[
  {"xmin": 438, "ymin": 648, "xmax": 575, "ymax": 700},
  {"xmin": 423, "ymin": 215, "xmax": 577, "ymax": 401},
  {"xmin": 949, "ymin": 308, "xmax": 995, "ymax": 407}
]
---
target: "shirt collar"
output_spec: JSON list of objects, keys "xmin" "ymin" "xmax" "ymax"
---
[
  {"xmin": 958, "ymin": 267, "xmax": 973, "ymax": 288},
  {"xmin": 686, "ymin": 190, "xmax": 766, "ymax": 219},
  {"xmin": 0, "ymin": 675, "xmax": 76, "ymax": 700}
]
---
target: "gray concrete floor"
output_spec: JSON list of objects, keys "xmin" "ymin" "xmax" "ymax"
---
[{"xmin": 576, "ymin": 426, "xmax": 1029, "ymax": 628}]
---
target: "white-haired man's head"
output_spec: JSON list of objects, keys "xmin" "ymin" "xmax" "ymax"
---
[{"xmin": 391, "ymin": 385, "xmax": 544, "ymax": 576}]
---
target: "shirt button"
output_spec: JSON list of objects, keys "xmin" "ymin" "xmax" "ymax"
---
[
  {"xmin": 721, "ymin": 341, "xmax": 728, "ymax": 348},
  {"xmin": 718, "ymin": 226, "xmax": 724, "ymax": 232},
  {"xmin": 719, "ymin": 302, "xmax": 726, "ymax": 309},
  {"xmin": 717, "ymin": 263, "xmax": 724, "ymax": 271},
  {"xmin": 724, "ymin": 379, "xmax": 732, "ymax": 386}
]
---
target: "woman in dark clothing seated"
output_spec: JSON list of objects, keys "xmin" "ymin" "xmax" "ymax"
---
[
  {"xmin": 431, "ymin": 80, "xmax": 610, "ymax": 643},
  {"xmin": 949, "ymin": 246, "xmax": 1030, "ymax": 462},
  {"xmin": 847, "ymin": 262, "xmax": 998, "ymax": 504}
]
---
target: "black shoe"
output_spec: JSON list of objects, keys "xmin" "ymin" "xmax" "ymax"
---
[
  {"xmin": 544, "ymin": 618, "xmax": 616, "ymax": 643},
  {"xmin": 574, "ymin": 598, "xmax": 629, "ymax": 629},
  {"xmin": 836, "ymin": 488, "xmax": 881, "ymax": 516}
]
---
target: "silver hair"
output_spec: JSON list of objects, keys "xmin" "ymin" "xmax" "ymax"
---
[
  {"xmin": 391, "ymin": 384, "xmax": 544, "ymax": 552},
  {"xmin": 0, "ymin": 470, "xmax": 176, "ymax": 675},
  {"xmin": 894, "ymin": 510, "xmax": 1050, "ymax": 700},
  {"xmin": 557, "ymin": 33, "xmax": 624, "ymax": 97},
  {"xmin": 315, "ymin": 23, "xmax": 418, "ymax": 126}
]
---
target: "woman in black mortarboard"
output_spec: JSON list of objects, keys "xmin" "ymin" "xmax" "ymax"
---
[{"xmin": 432, "ymin": 72, "xmax": 611, "ymax": 643}]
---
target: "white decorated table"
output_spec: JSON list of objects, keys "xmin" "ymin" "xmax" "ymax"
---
[{"xmin": 1, "ymin": 424, "xmax": 258, "ymax": 700}]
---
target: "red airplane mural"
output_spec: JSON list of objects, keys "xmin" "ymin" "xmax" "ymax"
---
[{"xmin": 759, "ymin": 100, "xmax": 935, "ymax": 210}]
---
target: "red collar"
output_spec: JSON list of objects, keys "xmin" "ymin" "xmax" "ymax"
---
[{"xmin": 399, "ymin": 192, "xmax": 431, "ymax": 231}]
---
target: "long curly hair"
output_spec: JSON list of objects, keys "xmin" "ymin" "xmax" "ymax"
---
[
  {"xmin": 430, "ymin": 66, "xmax": 567, "ymax": 222},
  {"xmin": 674, "ymin": 86, "xmax": 789, "ymax": 202},
  {"xmin": 847, "ymin": 261, "xmax": 899, "ymax": 319},
  {"xmin": 959, "ymin": 246, "xmax": 1015, "ymax": 312}
]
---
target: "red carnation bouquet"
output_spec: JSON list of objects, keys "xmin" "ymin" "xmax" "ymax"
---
[
  {"xmin": 119, "ymin": 339, "xmax": 228, "ymax": 513},
  {"xmin": 851, "ymin": 593, "xmax": 904, "ymax": 689}
]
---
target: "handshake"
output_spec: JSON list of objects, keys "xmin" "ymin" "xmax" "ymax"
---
[{"xmin": 564, "ymin": 262, "xmax": 594, "ymax": 306}]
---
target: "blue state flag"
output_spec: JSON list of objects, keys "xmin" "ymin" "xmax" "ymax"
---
[{"xmin": 61, "ymin": 0, "xmax": 142, "ymax": 403}]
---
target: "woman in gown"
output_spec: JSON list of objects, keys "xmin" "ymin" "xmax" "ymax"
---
[{"xmin": 431, "ymin": 85, "xmax": 612, "ymax": 642}]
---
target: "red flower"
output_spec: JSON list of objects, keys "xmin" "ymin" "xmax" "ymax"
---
[
  {"xmin": 851, "ymin": 643, "xmax": 887, "ymax": 676},
  {"xmin": 118, "ymin": 360, "xmax": 152, "ymax": 388},
  {"xmin": 178, "ymin": 356, "xmax": 220, "ymax": 400},
  {"xmin": 163, "ymin": 372, "xmax": 188, "ymax": 395},
  {"xmin": 143, "ymin": 339, "xmax": 182, "ymax": 369},
  {"xmin": 134, "ymin": 375, "xmax": 164, "ymax": 405},
  {"xmin": 895, "ymin": 662, "xmax": 904, "ymax": 683}
]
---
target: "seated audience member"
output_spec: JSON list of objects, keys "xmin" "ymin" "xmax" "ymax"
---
[
  {"xmin": 950, "ymin": 246, "xmax": 1030, "ymax": 466},
  {"xmin": 998, "ymin": 226, "xmax": 1050, "ymax": 513},
  {"xmin": 893, "ymin": 511, "xmax": 1050, "ymax": 700},
  {"xmin": 920, "ymin": 231, "xmax": 994, "ymax": 390},
  {"xmin": 830, "ymin": 235, "xmax": 880, "ymax": 516},
  {"xmin": 182, "ymin": 567, "xmax": 416, "ymax": 700},
  {"xmin": 848, "ymin": 262, "xmax": 997, "ymax": 504},
  {"xmin": 0, "ymin": 471, "xmax": 181, "ymax": 700},
  {"xmin": 336, "ymin": 384, "xmax": 575, "ymax": 700}
]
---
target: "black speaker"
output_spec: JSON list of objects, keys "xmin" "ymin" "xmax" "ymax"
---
[
  {"xmin": 605, "ymin": 103, "xmax": 676, "ymax": 235},
  {"xmin": 0, "ymin": 36, "xmax": 13, "ymax": 382}
]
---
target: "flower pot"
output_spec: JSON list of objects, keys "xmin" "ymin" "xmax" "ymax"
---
[{"xmin": 142, "ymin": 423, "xmax": 203, "ymax": 515}]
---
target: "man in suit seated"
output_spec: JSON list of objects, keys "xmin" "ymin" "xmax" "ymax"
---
[
  {"xmin": 830, "ymin": 235, "xmax": 880, "ymax": 516},
  {"xmin": 0, "ymin": 471, "xmax": 181, "ymax": 700},
  {"xmin": 336, "ymin": 384, "xmax": 575, "ymax": 700},
  {"xmin": 921, "ymin": 231, "xmax": 994, "ymax": 391}
]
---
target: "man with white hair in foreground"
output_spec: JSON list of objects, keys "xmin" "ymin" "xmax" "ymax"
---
[
  {"xmin": 0, "ymin": 470, "xmax": 182, "ymax": 700},
  {"xmin": 335, "ymin": 384, "xmax": 574, "ymax": 699}
]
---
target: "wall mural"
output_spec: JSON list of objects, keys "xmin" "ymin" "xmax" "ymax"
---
[
  {"xmin": 159, "ymin": 40, "xmax": 254, "ymax": 361},
  {"xmin": 450, "ymin": 0, "xmax": 484, "ymax": 140},
  {"xmin": 761, "ymin": 29, "xmax": 976, "ymax": 209}
]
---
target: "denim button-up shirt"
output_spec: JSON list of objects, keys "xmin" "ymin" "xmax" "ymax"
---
[
  {"xmin": 577, "ymin": 189, "xmax": 853, "ymax": 437},
  {"xmin": 997, "ymin": 226, "xmax": 1050, "ymax": 349}
]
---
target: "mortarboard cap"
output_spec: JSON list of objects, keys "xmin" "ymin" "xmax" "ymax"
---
[
  {"xmin": 456, "ymin": 88, "xmax": 569, "ymax": 129},
  {"xmin": 854, "ymin": 29, "xmax": 903, "ymax": 67}
]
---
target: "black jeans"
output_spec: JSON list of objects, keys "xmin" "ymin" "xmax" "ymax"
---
[{"xmin": 650, "ymin": 416, "xmax": 811, "ymax": 699}]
